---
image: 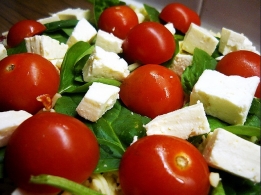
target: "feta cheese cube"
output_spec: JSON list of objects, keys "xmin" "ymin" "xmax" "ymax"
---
[
  {"xmin": 0, "ymin": 110, "xmax": 32, "ymax": 147},
  {"xmin": 202, "ymin": 128, "xmax": 260, "ymax": 183},
  {"xmin": 145, "ymin": 102, "xmax": 210, "ymax": 139},
  {"xmin": 67, "ymin": 18, "xmax": 97, "ymax": 47},
  {"xmin": 76, "ymin": 82, "xmax": 120, "ymax": 122},
  {"xmin": 190, "ymin": 70, "xmax": 260, "ymax": 125},
  {"xmin": 219, "ymin": 27, "xmax": 259, "ymax": 55},
  {"xmin": 0, "ymin": 43, "xmax": 7, "ymax": 60},
  {"xmin": 164, "ymin": 23, "xmax": 176, "ymax": 35},
  {"xmin": 169, "ymin": 53, "xmax": 193, "ymax": 76},
  {"xmin": 182, "ymin": 23, "xmax": 219, "ymax": 55},
  {"xmin": 82, "ymin": 46, "xmax": 129, "ymax": 82},
  {"xmin": 95, "ymin": 30, "xmax": 124, "ymax": 53},
  {"xmin": 56, "ymin": 8, "xmax": 90, "ymax": 20},
  {"xmin": 25, "ymin": 35, "xmax": 68, "ymax": 60},
  {"xmin": 49, "ymin": 58, "xmax": 63, "ymax": 70}
]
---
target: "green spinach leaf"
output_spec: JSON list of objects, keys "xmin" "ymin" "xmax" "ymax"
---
[
  {"xmin": 144, "ymin": 4, "xmax": 160, "ymax": 22},
  {"xmin": 58, "ymin": 41, "xmax": 94, "ymax": 94}
]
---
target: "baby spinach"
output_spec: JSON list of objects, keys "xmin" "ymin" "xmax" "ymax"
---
[
  {"xmin": 58, "ymin": 41, "xmax": 94, "ymax": 94},
  {"xmin": 144, "ymin": 4, "xmax": 160, "ymax": 22}
]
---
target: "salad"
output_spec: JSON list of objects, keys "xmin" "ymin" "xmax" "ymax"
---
[{"xmin": 0, "ymin": 0, "xmax": 260, "ymax": 195}]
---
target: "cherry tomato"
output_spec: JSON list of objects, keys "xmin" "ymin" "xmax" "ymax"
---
[
  {"xmin": 120, "ymin": 64, "xmax": 184, "ymax": 118},
  {"xmin": 122, "ymin": 22, "xmax": 175, "ymax": 64},
  {"xmin": 0, "ymin": 53, "xmax": 60, "ymax": 114},
  {"xmin": 4, "ymin": 112, "xmax": 100, "ymax": 194},
  {"xmin": 159, "ymin": 3, "xmax": 201, "ymax": 34},
  {"xmin": 7, "ymin": 20, "xmax": 46, "ymax": 47},
  {"xmin": 98, "ymin": 5, "xmax": 139, "ymax": 39},
  {"xmin": 119, "ymin": 135, "xmax": 210, "ymax": 195},
  {"xmin": 216, "ymin": 50, "xmax": 260, "ymax": 98}
]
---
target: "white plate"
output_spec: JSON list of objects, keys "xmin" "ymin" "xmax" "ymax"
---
[{"xmin": 124, "ymin": 0, "xmax": 260, "ymax": 52}]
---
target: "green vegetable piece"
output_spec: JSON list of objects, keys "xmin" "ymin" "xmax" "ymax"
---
[
  {"xmin": 58, "ymin": 42, "xmax": 94, "ymax": 94},
  {"xmin": 144, "ymin": 4, "xmax": 160, "ymax": 22},
  {"xmin": 44, "ymin": 20, "xmax": 79, "ymax": 32},
  {"xmin": 222, "ymin": 125, "xmax": 260, "ymax": 139},
  {"xmin": 181, "ymin": 48, "xmax": 217, "ymax": 94},
  {"xmin": 30, "ymin": 174, "xmax": 103, "ymax": 195},
  {"xmin": 210, "ymin": 181, "xmax": 226, "ymax": 195}
]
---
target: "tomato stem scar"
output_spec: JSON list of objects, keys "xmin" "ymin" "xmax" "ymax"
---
[
  {"xmin": 6, "ymin": 64, "xmax": 15, "ymax": 71},
  {"xmin": 176, "ymin": 156, "xmax": 189, "ymax": 169}
]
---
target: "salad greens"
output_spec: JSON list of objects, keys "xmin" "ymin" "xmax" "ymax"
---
[
  {"xmin": 0, "ymin": 0, "xmax": 260, "ymax": 194},
  {"xmin": 30, "ymin": 174, "xmax": 103, "ymax": 195}
]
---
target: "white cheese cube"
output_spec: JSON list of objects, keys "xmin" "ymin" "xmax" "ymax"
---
[
  {"xmin": 76, "ymin": 82, "xmax": 120, "ymax": 122},
  {"xmin": 82, "ymin": 46, "xmax": 129, "ymax": 82},
  {"xmin": 67, "ymin": 18, "xmax": 97, "ymax": 47},
  {"xmin": 190, "ymin": 70, "xmax": 259, "ymax": 125},
  {"xmin": 164, "ymin": 23, "xmax": 176, "ymax": 35},
  {"xmin": 202, "ymin": 128, "xmax": 260, "ymax": 183},
  {"xmin": 56, "ymin": 8, "xmax": 90, "ymax": 20},
  {"xmin": 0, "ymin": 110, "xmax": 32, "ymax": 147},
  {"xmin": 49, "ymin": 58, "xmax": 63, "ymax": 70},
  {"xmin": 95, "ymin": 30, "xmax": 123, "ymax": 53},
  {"xmin": 182, "ymin": 23, "xmax": 219, "ymax": 55},
  {"xmin": 145, "ymin": 102, "xmax": 210, "ymax": 139},
  {"xmin": 219, "ymin": 27, "xmax": 259, "ymax": 55},
  {"xmin": 25, "ymin": 35, "xmax": 68, "ymax": 60},
  {"xmin": 0, "ymin": 43, "xmax": 7, "ymax": 60},
  {"xmin": 37, "ymin": 14, "xmax": 60, "ymax": 24},
  {"xmin": 170, "ymin": 53, "xmax": 193, "ymax": 76}
]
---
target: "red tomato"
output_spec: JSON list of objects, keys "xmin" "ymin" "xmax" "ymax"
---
[
  {"xmin": 119, "ymin": 135, "xmax": 210, "ymax": 195},
  {"xmin": 122, "ymin": 22, "xmax": 175, "ymax": 64},
  {"xmin": 159, "ymin": 3, "xmax": 201, "ymax": 34},
  {"xmin": 7, "ymin": 20, "xmax": 46, "ymax": 47},
  {"xmin": 98, "ymin": 5, "xmax": 139, "ymax": 39},
  {"xmin": 4, "ymin": 112, "xmax": 100, "ymax": 194},
  {"xmin": 120, "ymin": 64, "xmax": 184, "ymax": 118},
  {"xmin": 0, "ymin": 53, "xmax": 60, "ymax": 114},
  {"xmin": 216, "ymin": 50, "xmax": 260, "ymax": 98}
]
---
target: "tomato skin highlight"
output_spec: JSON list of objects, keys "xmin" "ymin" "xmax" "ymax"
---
[
  {"xmin": 7, "ymin": 20, "xmax": 46, "ymax": 47},
  {"xmin": 98, "ymin": 5, "xmax": 139, "ymax": 39},
  {"xmin": 122, "ymin": 22, "xmax": 175, "ymax": 64},
  {"xmin": 120, "ymin": 64, "xmax": 184, "ymax": 118},
  {"xmin": 216, "ymin": 50, "xmax": 260, "ymax": 98},
  {"xmin": 159, "ymin": 3, "xmax": 201, "ymax": 34},
  {"xmin": 4, "ymin": 112, "xmax": 100, "ymax": 194},
  {"xmin": 119, "ymin": 135, "xmax": 210, "ymax": 195},
  {"xmin": 0, "ymin": 53, "xmax": 60, "ymax": 114}
]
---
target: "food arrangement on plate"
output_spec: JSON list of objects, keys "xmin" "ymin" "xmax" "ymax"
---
[{"xmin": 0, "ymin": 0, "xmax": 260, "ymax": 195}]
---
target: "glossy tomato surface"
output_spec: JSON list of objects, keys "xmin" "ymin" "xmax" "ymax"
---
[
  {"xmin": 216, "ymin": 50, "xmax": 260, "ymax": 98},
  {"xmin": 98, "ymin": 5, "xmax": 139, "ymax": 39},
  {"xmin": 0, "ymin": 53, "xmax": 60, "ymax": 114},
  {"xmin": 120, "ymin": 64, "xmax": 184, "ymax": 118},
  {"xmin": 4, "ymin": 112, "xmax": 100, "ymax": 194},
  {"xmin": 122, "ymin": 22, "xmax": 175, "ymax": 64},
  {"xmin": 7, "ymin": 20, "xmax": 46, "ymax": 47},
  {"xmin": 159, "ymin": 3, "xmax": 201, "ymax": 34},
  {"xmin": 119, "ymin": 135, "xmax": 210, "ymax": 195}
]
